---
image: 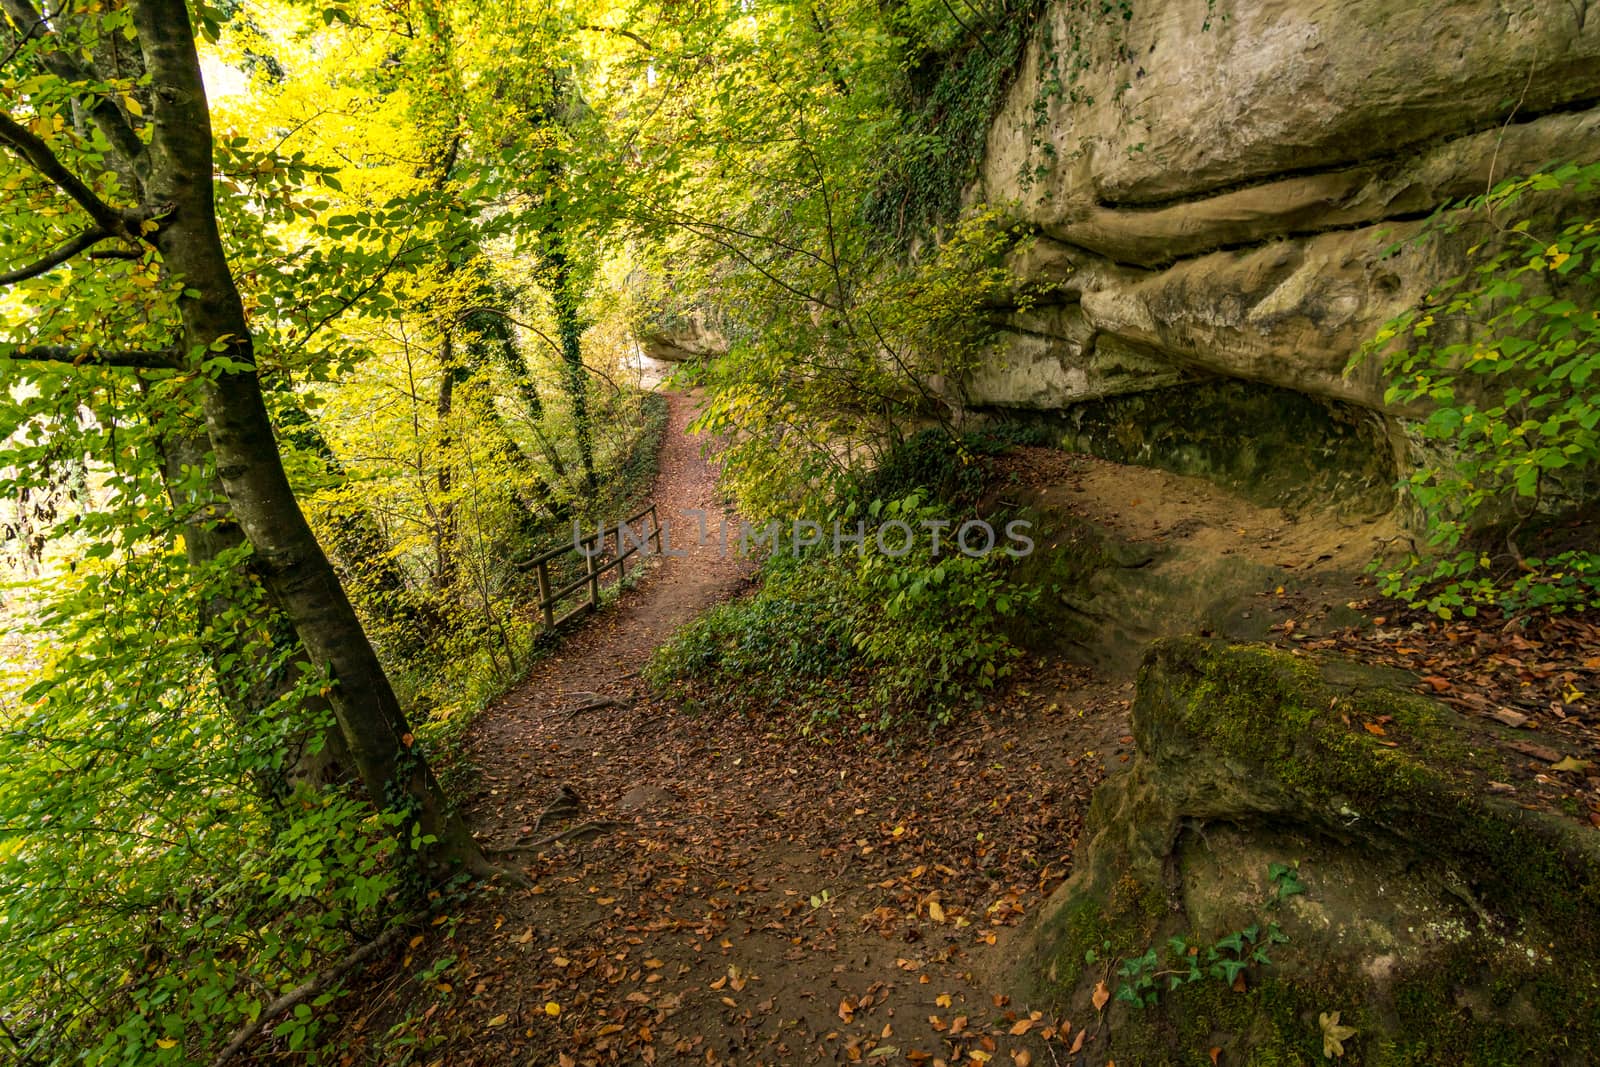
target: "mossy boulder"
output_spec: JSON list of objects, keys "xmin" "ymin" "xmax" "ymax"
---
[{"xmin": 1011, "ymin": 637, "xmax": 1600, "ymax": 1065}]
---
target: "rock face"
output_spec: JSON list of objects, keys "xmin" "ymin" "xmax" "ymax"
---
[
  {"xmin": 635, "ymin": 307, "xmax": 728, "ymax": 363},
  {"xmin": 1009, "ymin": 638, "xmax": 1600, "ymax": 1064},
  {"xmin": 965, "ymin": 0, "xmax": 1600, "ymax": 505}
]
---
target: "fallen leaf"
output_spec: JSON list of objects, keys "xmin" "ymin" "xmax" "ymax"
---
[
  {"xmin": 1550, "ymin": 756, "xmax": 1593, "ymax": 774},
  {"xmin": 544, "ymin": 1002, "xmax": 561, "ymax": 1017},
  {"xmin": 1069, "ymin": 1029, "xmax": 1086, "ymax": 1054},
  {"xmin": 1009, "ymin": 1018, "xmax": 1033, "ymax": 1035},
  {"xmin": 1362, "ymin": 722, "xmax": 1386, "ymax": 736},
  {"xmin": 1209, "ymin": 1048, "xmax": 1221, "ymax": 1065},
  {"xmin": 1507, "ymin": 740, "xmax": 1561, "ymax": 762},
  {"xmin": 1421, "ymin": 676, "xmax": 1451, "ymax": 693},
  {"xmin": 486, "ymin": 1014, "xmax": 508, "ymax": 1028},
  {"xmin": 1319, "ymin": 1011, "xmax": 1357, "ymax": 1059},
  {"xmin": 1091, "ymin": 980, "xmax": 1110, "ymax": 1012},
  {"xmin": 929, "ymin": 900, "xmax": 947, "ymax": 923},
  {"xmin": 1491, "ymin": 708, "xmax": 1529, "ymax": 728}
]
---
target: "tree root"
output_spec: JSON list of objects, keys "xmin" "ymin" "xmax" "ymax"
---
[
  {"xmin": 209, "ymin": 915, "xmax": 423, "ymax": 1067},
  {"xmin": 488, "ymin": 820, "xmax": 622, "ymax": 856},
  {"xmin": 565, "ymin": 696, "xmax": 623, "ymax": 719}
]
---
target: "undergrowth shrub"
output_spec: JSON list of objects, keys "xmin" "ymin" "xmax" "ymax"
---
[
  {"xmin": 651, "ymin": 469, "xmax": 1037, "ymax": 734},
  {"xmin": 1355, "ymin": 161, "xmax": 1600, "ymax": 617},
  {"xmin": 0, "ymin": 549, "xmax": 409, "ymax": 1066}
]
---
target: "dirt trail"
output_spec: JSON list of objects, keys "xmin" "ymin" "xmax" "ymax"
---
[
  {"xmin": 332, "ymin": 394, "xmax": 1600, "ymax": 1067},
  {"xmin": 359, "ymin": 394, "xmax": 1113, "ymax": 1067},
  {"xmin": 458, "ymin": 390, "xmax": 755, "ymax": 831}
]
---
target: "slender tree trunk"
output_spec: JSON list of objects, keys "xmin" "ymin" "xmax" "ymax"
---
[
  {"xmin": 546, "ymin": 243, "xmax": 598, "ymax": 498},
  {"xmin": 156, "ymin": 426, "xmax": 350, "ymax": 799},
  {"xmin": 131, "ymin": 0, "xmax": 491, "ymax": 878},
  {"xmin": 434, "ymin": 330, "xmax": 461, "ymax": 591}
]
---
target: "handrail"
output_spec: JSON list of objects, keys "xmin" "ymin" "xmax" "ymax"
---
[
  {"xmin": 520, "ymin": 501, "xmax": 661, "ymax": 570},
  {"xmin": 526, "ymin": 503, "xmax": 663, "ymax": 630}
]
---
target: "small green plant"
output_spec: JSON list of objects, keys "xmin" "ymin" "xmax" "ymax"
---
[
  {"xmin": 648, "ymin": 491, "xmax": 1036, "ymax": 733},
  {"xmin": 1269, "ymin": 860, "xmax": 1306, "ymax": 900},
  {"xmin": 1110, "ymin": 923, "xmax": 1289, "ymax": 1007},
  {"xmin": 1097, "ymin": 863, "xmax": 1300, "ymax": 1009},
  {"xmin": 1355, "ymin": 161, "xmax": 1600, "ymax": 617}
]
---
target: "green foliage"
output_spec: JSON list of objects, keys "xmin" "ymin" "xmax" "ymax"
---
[
  {"xmin": 1357, "ymin": 161, "xmax": 1600, "ymax": 617},
  {"xmin": 0, "ymin": 537, "xmax": 408, "ymax": 1064},
  {"xmin": 692, "ymin": 209, "xmax": 1036, "ymax": 534},
  {"xmin": 865, "ymin": 0, "xmax": 1050, "ymax": 244},
  {"xmin": 1094, "ymin": 866, "xmax": 1295, "ymax": 1010},
  {"xmin": 1268, "ymin": 860, "xmax": 1306, "ymax": 901},
  {"xmin": 853, "ymin": 423, "xmax": 1045, "ymax": 506},
  {"xmin": 649, "ymin": 492, "xmax": 1032, "ymax": 733}
]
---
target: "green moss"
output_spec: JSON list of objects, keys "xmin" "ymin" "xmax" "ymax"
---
[
  {"xmin": 1021, "ymin": 638, "xmax": 1600, "ymax": 1065},
  {"xmin": 1143, "ymin": 639, "xmax": 1600, "ymax": 953},
  {"xmin": 1001, "ymin": 508, "xmax": 1119, "ymax": 651}
]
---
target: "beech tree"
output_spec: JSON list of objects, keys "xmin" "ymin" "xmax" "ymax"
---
[{"xmin": 0, "ymin": 0, "xmax": 489, "ymax": 875}]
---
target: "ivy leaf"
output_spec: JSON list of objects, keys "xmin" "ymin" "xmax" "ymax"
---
[{"xmin": 1319, "ymin": 1011, "xmax": 1357, "ymax": 1059}]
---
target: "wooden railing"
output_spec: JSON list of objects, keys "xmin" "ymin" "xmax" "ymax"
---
[{"xmin": 522, "ymin": 502, "xmax": 662, "ymax": 630}]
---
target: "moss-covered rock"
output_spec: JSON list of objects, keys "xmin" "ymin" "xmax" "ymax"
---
[{"xmin": 1010, "ymin": 638, "xmax": 1600, "ymax": 1065}]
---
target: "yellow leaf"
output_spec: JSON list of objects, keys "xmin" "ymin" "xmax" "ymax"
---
[
  {"xmin": 155, "ymin": 1038, "xmax": 178, "ymax": 1049},
  {"xmin": 1091, "ymin": 980, "xmax": 1110, "ymax": 1012},
  {"xmin": 125, "ymin": 96, "xmax": 143, "ymax": 117},
  {"xmin": 486, "ymin": 1014, "xmax": 508, "ymax": 1028},
  {"xmin": 928, "ymin": 900, "xmax": 946, "ymax": 923},
  {"xmin": 1319, "ymin": 1011, "xmax": 1357, "ymax": 1058},
  {"xmin": 544, "ymin": 1001, "xmax": 561, "ymax": 1017}
]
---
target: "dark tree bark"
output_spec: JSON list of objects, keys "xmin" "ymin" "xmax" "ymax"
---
[
  {"xmin": 127, "ymin": 0, "xmax": 491, "ymax": 878},
  {"xmin": 156, "ymin": 425, "xmax": 350, "ymax": 799},
  {"xmin": 545, "ymin": 241, "xmax": 598, "ymax": 498},
  {"xmin": 433, "ymin": 329, "xmax": 461, "ymax": 591}
]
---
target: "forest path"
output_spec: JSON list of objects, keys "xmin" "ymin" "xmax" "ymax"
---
[
  {"xmin": 457, "ymin": 388, "xmax": 756, "ymax": 822},
  {"xmin": 348, "ymin": 400, "xmax": 1600, "ymax": 1067},
  {"xmin": 373, "ymin": 392, "xmax": 1119, "ymax": 1067}
]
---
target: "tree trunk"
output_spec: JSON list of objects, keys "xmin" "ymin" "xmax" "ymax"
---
[
  {"xmin": 270, "ymin": 385, "xmax": 452, "ymax": 665},
  {"xmin": 155, "ymin": 425, "xmax": 350, "ymax": 800},
  {"xmin": 434, "ymin": 330, "xmax": 460, "ymax": 591},
  {"xmin": 546, "ymin": 243, "xmax": 598, "ymax": 498},
  {"xmin": 131, "ymin": 0, "xmax": 490, "ymax": 879}
]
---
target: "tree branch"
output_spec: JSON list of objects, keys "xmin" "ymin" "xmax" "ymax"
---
[
  {"xmin": 207, "ymin": 918, "xmax": 420, "ymax": 1067},
  {"xmin": 575, "ymin": 22, "xmax": 654, "ymax": 51},
  {"xmin": 0, "ymin": 110, "xmax": 135, "ymax": 237},
  {"xmin": 0, "ymin": 227, "xmax": 114, "ymax": 284},
  {"xmin": 0, "ymin": 0, "xmax": 150, "ymax": 183},
  {"xmin": 456, "ymin": 305, "xmax": 625, "ymax": 393},
  {"xmin": 0, "ymin": 0, "xmax": 151, "ymax": 185},
  {"xmin": 0, "ymin": 345, "xmax": 181, "ymax": 369}
]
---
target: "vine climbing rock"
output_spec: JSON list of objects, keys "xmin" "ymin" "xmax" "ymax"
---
[{"xmin": 1007, "ymin": 637, "xmax": 1600, "ymax": 1065}]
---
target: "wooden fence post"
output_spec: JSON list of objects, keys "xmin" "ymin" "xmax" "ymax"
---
[
  {"xmin": 649, "ymin": 504, "xmax": 662, "ymax": 553},
  {"xmin": 536, "ymin": 560, "xmax": 554, "ymax": 629},
  {"xmin": 587, "ymin": 530, "xmax": 602, "ymax": 610}
]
